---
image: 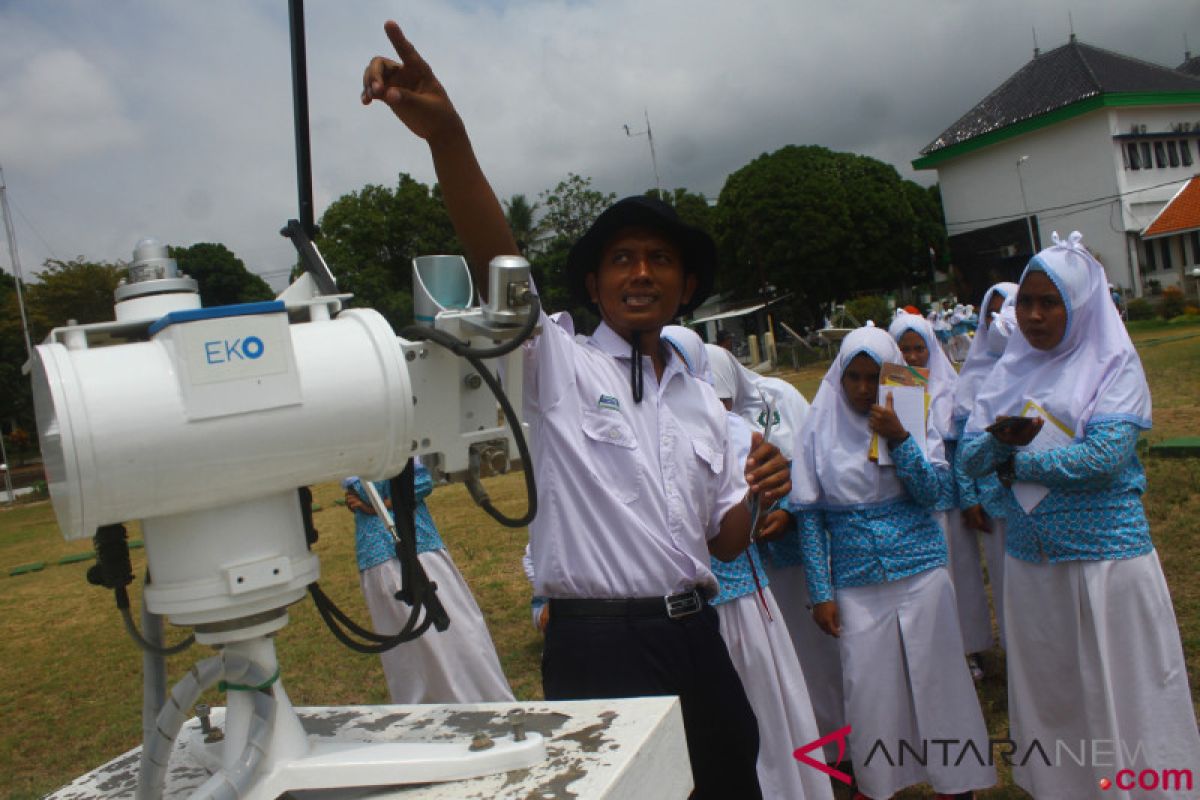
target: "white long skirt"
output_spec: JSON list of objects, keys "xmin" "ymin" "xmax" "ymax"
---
[
  {"xmin": 1006, "ymin": 552, "xmax": 1200, "ymax": 800},
  {"xmin": 717, "ymin": 588, "xmax": 835, "ymax": 800},
  {"xmin": 361, "ymin": 549, "xmax": 515, "ymax": 704},
  {"xmin": 980, "ymin": 518, "xmax": 1006, "ymax": 648},
  {"xmin": 763, "ymin": 562, "xmax": 847, "ymax": 761},
  {"xmin": 838, "ymin": 567, "xmax": 996, "ymax": 799},
  {"xmin": 935, "ymin": 510, "xmax": 994, "ymax": 654}
]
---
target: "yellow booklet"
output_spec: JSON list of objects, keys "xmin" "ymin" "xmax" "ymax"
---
[
  {"xmin": 1008, "ymin": 400, "xmax": 1074, "ymax": 512},
  {"xmin": 869, "ymin": 363, "xmax": 930, "ymax": 464}
]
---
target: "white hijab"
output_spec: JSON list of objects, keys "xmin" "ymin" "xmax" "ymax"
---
[
  {"xmin": 790, "ymin": 325, "xmax": 946, "ymax": 509},
  {"xmin": 887, "ymin": 310, "xmax": 957, "ymax": 440},
  {"xmin": 951, "ymin": 282, "xmax": 1018, "ymax": 432},
  {"xmin": 966, "ymin": 232, "xmax": 1151, "ymax": 439},
  {"xmin": 705, "ymin": 344, "xmax": 809, "ymax": 461},
  {"xmin": 661, "ymin": 325, "xmax": 713, "ymax": 384}
]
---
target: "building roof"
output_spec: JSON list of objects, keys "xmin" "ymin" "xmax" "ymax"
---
[
  {"xmin": 1142, "ymin": 176, "xmax": 1200, "ymax": 239},
  {"xmin": 914, "ymin": 39, "xmax": 1200, "ymax": 168}
]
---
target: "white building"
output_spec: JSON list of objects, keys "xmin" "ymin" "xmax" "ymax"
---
[{"xmin": 913, "ymin": 37, "xmax": 1200, "ymax": 299}]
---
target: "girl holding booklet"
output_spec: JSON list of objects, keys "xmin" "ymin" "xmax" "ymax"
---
[
  {"xmin": 958, "ymin": 232, "xmax": 1200, "ymax": 799},
  {"xmin": 789, "ymin": 325, "xmax": 994, "ymax": 800},
  {"xmin": 888, "ymin": 310, "xmax": 993, "ymax": 680}
]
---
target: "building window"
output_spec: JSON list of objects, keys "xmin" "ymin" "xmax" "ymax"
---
[
  {"xmin": 1160, "ymin": 238, "xmax": 1173, "ymax": 271},
  {"xmin": 1183, "ymin": 140, "xmax": 1194, "ymax": 167},
  {"xmin": 1124, "ymin": 142, "xmax": 1140, "ymax": 169},
  {"xmin": 1143, "ymin": 238, "xmax": 1157, "ymax": 272},
  {"xmin": 1154, "ymin": 141, "xmax": 1167, "ymax": 168},
  {"xmin": 1140, "ymin": 142, "xmax": 1153, "ymax": 167},
  {"xmin": 1168, "ymin": 141, "xmax": 1180, "ymax": 167},
  {"xmin": 1191, "ymin": 231, "xmax": 1200, "ymax": 265}
]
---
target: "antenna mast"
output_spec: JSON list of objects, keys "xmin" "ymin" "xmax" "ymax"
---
[
  {"xmin": 0, "ymin": 165, "xmax": 33, "ymax": 361},
  {"xmin": 624, "ymin": 109, "xmax": 662, "ymax": 197}
]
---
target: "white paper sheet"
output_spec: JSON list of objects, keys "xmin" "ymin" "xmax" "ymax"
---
[
  {"xmin": 875, "ymin": 385, "xmax": 927, "ymax": 467},
  {"xmin": 1011, "ymin": 402, "xmax": 1075, "ymax": 513}
]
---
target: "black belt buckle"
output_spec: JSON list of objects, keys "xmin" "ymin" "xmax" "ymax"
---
[{"xmin": 664, "ymin": 589, "xmax": 701, "ymax": 619}]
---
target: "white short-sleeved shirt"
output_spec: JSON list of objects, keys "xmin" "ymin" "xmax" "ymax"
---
[{"xmin": 523, "ymin": 312, "xmax": 747, "ymax": 599}]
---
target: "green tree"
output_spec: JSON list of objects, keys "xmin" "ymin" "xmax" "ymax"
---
[
  {"xmin": 315, "ymin": 174, "xmax": 459, "ymax": 329},
  {"xmin": 715, "ymin": 145, "xmax": 922, "ymax": 325},
  {"xmin": 25, "ymin": 258, "xmax": 125, "ymax": 337},
  {"xmin": 503, "ymin": 193, "xmax": 541, "ymax": 253},
  {"xmin": 644, "ymin": 187, "xmax": 715, "ymax": 240},
  {"xmin": 0, "ymin": 273, "xmax": 34, "ymax": 431},
  {"xmin": 904, "ymin": 181, "xmax": 948, "ymax": 285},
  {"xmin": 532, "ymin": 174, "xmax": 616, "ymax": 317},
  {"xmin": 170, "ymin": 242, "xmax": 273, "ymax": 307},
  {"xmin": 537, "ymin": 174, "xmax": 616, "ymax": 245}
]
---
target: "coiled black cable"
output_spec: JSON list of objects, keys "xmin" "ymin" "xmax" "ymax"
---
[{"xmin": 397, "ymin": 294, "xmax": 540, "ymax": 527}]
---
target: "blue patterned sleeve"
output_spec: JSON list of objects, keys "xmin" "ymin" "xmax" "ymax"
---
[
  {"xmin": 890, "ymin": 435, "xmax": 949, "ymax": 509},
  {"xmin": 1013, "ymin": 421, "xmax": 1140, "ymax": 489},
  {"xmin": 955, "ymin": 453, "xmax": 982, "ymax": 509},
  {"xmin": 958, "ymin": 433, "xmax": 1014, "ymax": 478},
  {"xmin": 798, "ymin": 508, "xmax": 834, "ymax": 605},
  {"xmin": 414, "ymin": 463, "xmax": 434, "ymax": 501}
]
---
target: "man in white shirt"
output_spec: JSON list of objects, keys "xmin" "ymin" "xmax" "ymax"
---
[{"xmin": 362, "ymin": 22, "xmax": 790, "ymax": 799}]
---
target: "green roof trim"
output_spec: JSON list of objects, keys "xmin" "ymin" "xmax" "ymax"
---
[{"xmin": 912, "ymin": 91, "xmax": 1200, "ymax": 170}]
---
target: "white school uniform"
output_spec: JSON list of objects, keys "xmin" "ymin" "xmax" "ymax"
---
[{"xmin": 523, "ymin": 313, "xmax": 746, "ymax": 600}]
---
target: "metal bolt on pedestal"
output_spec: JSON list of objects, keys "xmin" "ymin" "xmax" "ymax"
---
[
  {"xmin": 196, "ymin": 704, "xmax": 224, "ymax": 743},
  {"xmin": 508, "ymin": 709, "xmax": 527, "ymax": 742},
  {"xmin": 469, "ymin": 732, "xmax": 495, "ymax": 751}
]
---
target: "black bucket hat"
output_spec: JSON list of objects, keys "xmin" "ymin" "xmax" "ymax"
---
[{"xmin": 566, "ymin": 195, "xmax": 716, "ymax": 318}]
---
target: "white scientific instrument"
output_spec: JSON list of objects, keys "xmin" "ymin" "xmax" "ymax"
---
[{"xmin": 32, "ymin": 239, "xmax": 545, "ymax": 799}]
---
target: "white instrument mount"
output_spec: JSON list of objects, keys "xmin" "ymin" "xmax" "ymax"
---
[{"xmin": 31, "ymin": 240, "xmax": 544, "ymax": 798}]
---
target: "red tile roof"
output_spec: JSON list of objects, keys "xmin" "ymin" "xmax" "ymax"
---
[{"xmin": 1143, "ymin": 176, "xmax": 1200, "ymax": 239}]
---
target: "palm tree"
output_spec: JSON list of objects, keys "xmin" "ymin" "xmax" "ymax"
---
[{"xmin": 503, "ymin": 194, "xmax": 540, "ymax": 253}]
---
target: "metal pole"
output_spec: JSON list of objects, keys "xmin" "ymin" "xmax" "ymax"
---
[
  {"xmin": 0, "ymin": 429, "xmax": 13, "ymax": 505},
  {"xmin": 0, "ymin": 165, "xmax": 34, "ymax": 361},
  {"xmin": 644, "ymin": 109, "xmax": 661, "ymax": 197},
  {"xmin": 624, "ymin": 111, "xmax": 661, "ymax": 197},
  {"xmin": 287, "ymin": 0, "xmax": 316, "ymax": 238},
  {"xmin": 1016, "ymin": 156, "xmax": 1036, "ymax": 256},
  {"xmin": 928, "ymin": 246, "xmax": 937, "ymax": 297}
]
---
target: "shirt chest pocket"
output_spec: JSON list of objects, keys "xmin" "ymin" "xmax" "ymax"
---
[
  {"xmin": 580, "ymin": 410, "xmax": 642, "ymax": 503},
  {"xmin": 690, "ymin": 436, "xmax": 724, "ymax": 477}
]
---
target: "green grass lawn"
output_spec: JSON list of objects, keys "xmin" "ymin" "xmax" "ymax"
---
[{"xmin": 1, "ymin": 324, "xmax": 1197, "ymax": 799}]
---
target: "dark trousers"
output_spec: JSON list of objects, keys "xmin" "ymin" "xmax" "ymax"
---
[{"xmin": 543, "ymin": 604, "xmax": 762, "ymax": 800}]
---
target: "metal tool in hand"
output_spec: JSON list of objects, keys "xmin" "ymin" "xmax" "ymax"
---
[{"xmin": 748, "ymin": 389, "xmax": 776, "ymax": 540}]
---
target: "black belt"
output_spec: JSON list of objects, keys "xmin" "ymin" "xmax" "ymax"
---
[{"xmin": 549, "ymin": 589, "xmax": 705, "ymax": 620}]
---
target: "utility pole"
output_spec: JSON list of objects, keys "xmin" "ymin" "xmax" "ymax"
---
[
  {"xmin": 0, "ymin": 164, "xmax": 34, "ymax": 361},
  {"xmin": 1016, "ymin": 155, "xmax": 1037, "ymax": 256},
  {"xmin": 623, "ymin": 108, "xmax": 662, "ymax": 197}
]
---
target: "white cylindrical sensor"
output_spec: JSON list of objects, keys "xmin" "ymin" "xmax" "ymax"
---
[{"xmin": 33, "ymin": 307, "xmax": 414, "ymax": 540}]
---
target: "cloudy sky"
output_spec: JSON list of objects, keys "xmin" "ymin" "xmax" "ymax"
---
[{"xmin": 1, "ymin": 0, "xmax": 1196, "ymax": 290}]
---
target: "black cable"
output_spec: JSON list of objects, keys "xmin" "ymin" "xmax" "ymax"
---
[
  {"xmin": 307, "ymin": 462, "xmax": 447, "ymax": 652},
  {"xmin": 308, "ymin": 584, "xmax": 429, "ymax": 654},
  {"xmin": 120, "ymin": 606, "xmax": 195, "ymax": 656},
  {"xmin": 459, "ymin": 351, "xmax": 538, "ymax": 527},
  {"xmin": 398, "ymin": 293, "xmax": 540, "ymax": 361},
  {"xmin": 397, "ymin": 295, "xmax": 540, "ymax": 527},
  {"xmin": 87, "ymin": 526, "xmax": 194, "ymax": 656}
]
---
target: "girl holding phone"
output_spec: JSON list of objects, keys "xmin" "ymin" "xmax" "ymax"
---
[{"xmin": 958, "ymin": 232, "xmax": 1200, "ymax": 798}]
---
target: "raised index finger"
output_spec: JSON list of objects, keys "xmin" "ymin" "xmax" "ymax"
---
[{"xmin": 384, "ymin": 20, "xmax": 429, "ymax": 73}]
